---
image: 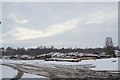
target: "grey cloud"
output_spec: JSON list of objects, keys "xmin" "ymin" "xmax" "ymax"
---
[{"xmin": 2, "ymin": 2, "xmax": 118, "ymax": 48}]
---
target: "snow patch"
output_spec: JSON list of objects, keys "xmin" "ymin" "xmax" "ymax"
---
[
  {"xmin": 22, "ymin": 73, "xmax": 47, "ymax": 78},
  {"xmin": 1, "ymin": 65, "xmax": 18, "ymax": 78}
]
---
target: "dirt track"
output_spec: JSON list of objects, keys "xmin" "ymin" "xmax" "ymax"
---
[{"xmin": 1, "ymin": 63, "xmax": 119, "ymax": 79}]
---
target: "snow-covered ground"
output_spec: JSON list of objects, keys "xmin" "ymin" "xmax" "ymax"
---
[
  {"xmin": 22, "ymin": 73, "xmax": 47, "ymax": 78},
  {"xmin": 91, "ymin": 58, "xmax": 119, "ymax": 71},
  {"xmin": 1, "ymin": 65, "xmax": 18, "ymax": 78},
  {"xmin": 2, "ymin": 58, "xmax": 120, "ymax": 71},
  {"xmin": 0, "ymin": 58, "xmax": 119, "ymax": 79}
]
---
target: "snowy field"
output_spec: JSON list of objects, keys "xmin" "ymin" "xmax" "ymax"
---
[
  {"xmin": 0, "ymin": 65, "xmax": 18, "ymax": 79},
  {"xmin": 0, "ymin": 58, "xmax": 119, "ymax": 79},
  {"xmin": 1, "ymin": 58, "xmax": 119, "ymax": 71},
  {"xmin": 90, "ymin": 58, "xmax": 119, "ymax": 71}
]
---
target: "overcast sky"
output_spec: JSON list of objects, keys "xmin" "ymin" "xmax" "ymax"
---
[{"xmin": 1, "ymin": 2, "xmax": 118, "ymax": 48}]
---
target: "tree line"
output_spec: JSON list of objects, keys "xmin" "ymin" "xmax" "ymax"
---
[
  {"xmin": 0, "ymin": 46, "xmax": 119, "ymax": 56},
  {"xmin": 0, "ymin": 37, "xmax": 119, "ymax": 57}
]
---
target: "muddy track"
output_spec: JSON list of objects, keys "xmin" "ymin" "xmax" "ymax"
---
[
  {"xmin": 8, "ymin": 63, "xmax": 108, "ymax": 78},
  {"xmin": 2, "ymin": 63, "xmax": 119, "ymax": 79},
  {"xmin": 12, "ymin": 63, "xmax": 55, "ymax": 78}
]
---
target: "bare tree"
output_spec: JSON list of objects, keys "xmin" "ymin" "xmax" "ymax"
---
[
  {"xmin": 105, "ymin": 37, "xmax": 114, "ymax": 48},
  {"xmin": 105, "ymin": 37, "xmax": 116, "ymax": 57}
]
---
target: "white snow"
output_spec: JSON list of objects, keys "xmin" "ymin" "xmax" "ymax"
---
[
  {"xmin": 91, "ymin": 58, "xmax": 119, "ymax": 71},
  {"xmin": 1, "ymin": 65, "xmax": 18, "ymax": 78},
  {"xmin": 22, "ymin": 73, "xmax": 47, "ymax": 78},
  {"xmin": 2, "ymin": 58, "xmax": 120, "ymax": 72}
]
